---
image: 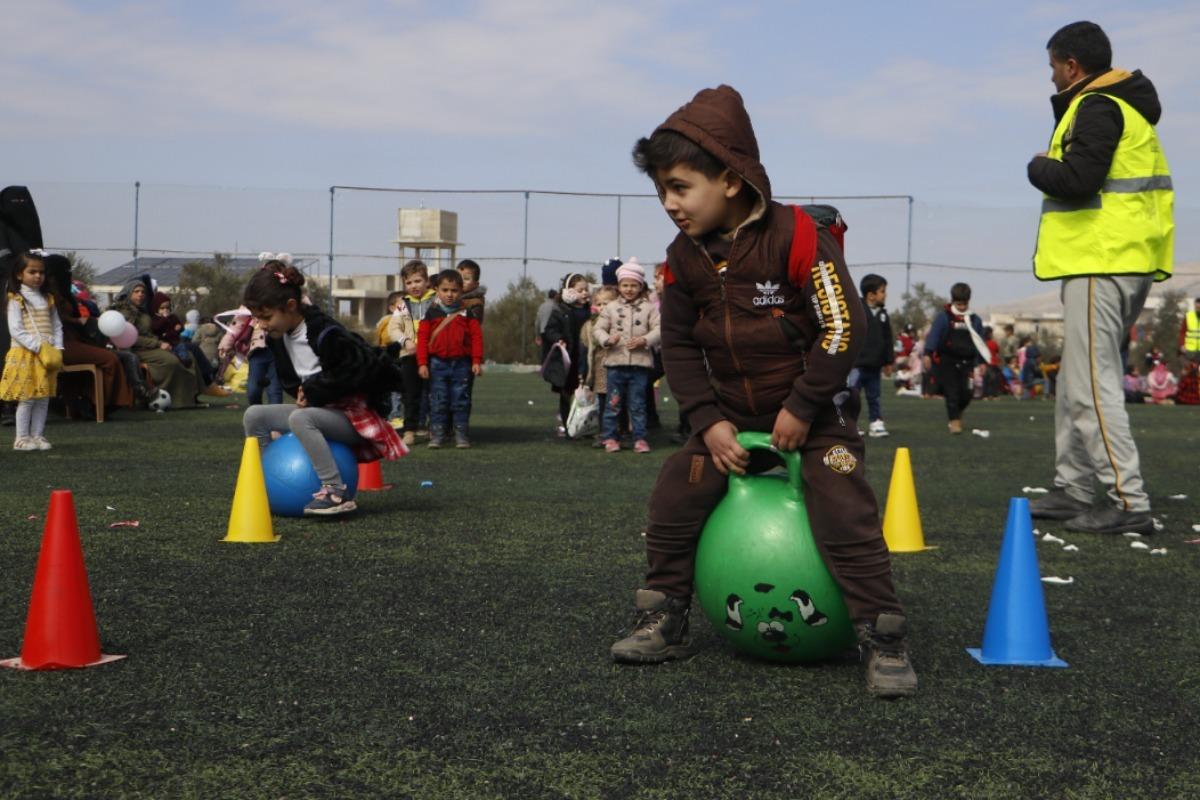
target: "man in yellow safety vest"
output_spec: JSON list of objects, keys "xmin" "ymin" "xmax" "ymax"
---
[
  {"xmin": 1179, "ymin": 298, "xmax": 1200, "ymax": 362},
  {"xmin": 1026, "ymin": 21, "xmax": 1173, "ymax": 536}
]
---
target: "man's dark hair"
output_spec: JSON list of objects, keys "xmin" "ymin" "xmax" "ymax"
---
[
  {"xmin": 632, "ymin": 130, "xmax": 725, "ymax": 179},
  {"xmin": 547, "ymin": 289, "xmax": 558, "ymax": 300},
  {"xmin": 435, "ymin": 269, "xmax": 463, "ymax": 289},
  {"xmin": 859, "ymin": 274, "xmax": 887, "ymax": 297},
  {"xmin": 456, "ymin": 259, "xmax": 481, "ymax": 281},
  {"xmin": 386, "ymin": 290, "xmax": 404, "ymax": 308},
  {"xmin": 1047, "ymin": 21, "xmax": 1112, "ymax": 74},
  {"xmin": 950, "ymin": 282, "xmax": 972, "ymax": 303}
]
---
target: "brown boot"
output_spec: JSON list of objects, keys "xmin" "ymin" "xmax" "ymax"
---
[
  {"xmin": 857, "ymin": 613, "xmax": 918, "ymax": 698},
  {"xmin": 611, "ymin": 589, "xmax": 698, "ymax": 664},
  {"xmin": 948, "ymin": 419, "xmax": 963, "ymax": 435}
]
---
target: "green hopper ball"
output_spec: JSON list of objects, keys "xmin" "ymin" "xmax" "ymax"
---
[{"xmin": 694, "ymin": 431, "xmax": 856, "ymax": 663}]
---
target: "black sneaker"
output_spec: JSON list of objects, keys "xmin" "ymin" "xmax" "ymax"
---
[
  {"xmin": 857, "ymin": 613, "xmax": 918, "ymax": 699},
  {"xmin": 611, "ymin": 589, "xmax": 698, "ymax": 664},
  {"xmin": 1029, "ymin": 488, "xmax": 1092, "ymax": 520},
  {"xmin": 303, "ymin": 484, "xmax": 357, "ymax": 516},
  {"xmin": 1064, "ymin": 506, "xmax": 1154, "ymax": 535}
]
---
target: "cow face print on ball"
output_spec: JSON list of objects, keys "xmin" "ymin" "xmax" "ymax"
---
[{"xmin": 724, "ymin": 583, "xmax": 828, "ymax": 656}]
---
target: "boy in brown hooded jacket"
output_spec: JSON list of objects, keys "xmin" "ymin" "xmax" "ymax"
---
[{"xmin": 610, "ymin": 85, "xmax": 916, "ymax": 698}]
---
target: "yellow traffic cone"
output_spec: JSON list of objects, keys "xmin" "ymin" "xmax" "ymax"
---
[
  {"xmin": 882, "ymin": 447, "xmax": 934, "ymax": 552},
  {"xmin": 223, "ymin": 438, "xmax": 279, "ymax": 543}
]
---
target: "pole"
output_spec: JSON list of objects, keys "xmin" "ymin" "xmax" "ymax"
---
[
  {"xmin": 521, "ymin": 191, "xmax": 530, "ymax": 362},
  {"xmin": 616, "ymin": 195, "xmax": 622, "ymax": 256},
  {"xmin": 133, "ymin": 181, "xmax": 140, "ymax": 263},
  {"xmin": 326, "ymin": 185, "xmax": 336, "ymax": 314},
  {"xmin": 905, "ymin": 195, "xmax": 914, "ymax": 295}
]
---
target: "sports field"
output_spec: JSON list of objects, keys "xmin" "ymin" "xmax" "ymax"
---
[{"xmin": 2, "ymin": 373, "xmax": 1198, "ymax": 799}]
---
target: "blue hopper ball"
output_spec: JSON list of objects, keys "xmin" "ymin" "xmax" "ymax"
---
[{"xmin": 260, "ymin": 433, "xmax": 360, "ymax": 517}]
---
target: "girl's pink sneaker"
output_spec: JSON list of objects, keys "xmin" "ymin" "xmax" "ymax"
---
[
  {"xmin": 634, "ymin": 440, "xmax": 651, "ymax": 454},
  {"xmin": 604, "ymin": 439, "xmax": 620, "ymax": 453}
]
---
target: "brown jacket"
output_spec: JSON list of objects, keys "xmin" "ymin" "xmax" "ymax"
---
[{"xmin": 656, "ymin": 85, "xmax": 865, "ymax": 432}]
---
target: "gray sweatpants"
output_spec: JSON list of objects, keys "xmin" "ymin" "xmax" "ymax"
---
[
  {"xmin": 243, "ymin": 404, "xmax": 363, "ymax": 487},
  {"xmin": 1055, "ymin": 275, "xmax": 1152, "ymax": 513}
]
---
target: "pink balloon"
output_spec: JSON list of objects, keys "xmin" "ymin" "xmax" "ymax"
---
[{"xmin": 111, "ymin": 322, "xmax": 139, "ymax": 349}]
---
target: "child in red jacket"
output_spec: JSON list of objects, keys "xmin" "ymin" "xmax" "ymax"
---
[{"xmin": 418, "ymin": 269, "xmax": 483, "ymax": 449}]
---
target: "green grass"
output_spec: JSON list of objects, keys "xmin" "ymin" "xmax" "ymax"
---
[{"xmin": 2, "ymin": 374, "xmax": 1199, "ymax": 799}]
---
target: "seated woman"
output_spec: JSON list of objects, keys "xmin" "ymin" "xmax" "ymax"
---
[
  {"xmin": 111, "ymin": 275, "xmax": 207, "ymax": 408},
  {"xmin": 1146, "ymin": 360, "xmax": 1178, "ymax": 405},
  {"xmin": 43, "ymin": 254, "xmax": 139, "ymax": 413}
]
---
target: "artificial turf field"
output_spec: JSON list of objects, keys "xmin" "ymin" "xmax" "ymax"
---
[{"xmin": 2, "ymin": 373, "xmax": 1199, "ymax": 799}]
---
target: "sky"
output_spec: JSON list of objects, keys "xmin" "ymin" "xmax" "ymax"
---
[{"xmin": 4, "ymin": 0, "xmax": 1198, "ymax": 305}]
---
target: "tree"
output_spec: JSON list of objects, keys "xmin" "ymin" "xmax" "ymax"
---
[
  {"xmin": 891, "ymin": 282, "xmax": 947, "ymax": 335},
  {"xmin": 485, "ymin": 276, "xmax": 547, "ymax": 363},
  {"xmin": 1135, "ymin": 287, "xmax": 1186, "ymax": 370},
  {"xmin": 173, "ymin": 254, "xmax": 248, "ymax": 317},
  {"xmin": 63, "ymin": 251, "xmax": 97, "ymax": 288}
]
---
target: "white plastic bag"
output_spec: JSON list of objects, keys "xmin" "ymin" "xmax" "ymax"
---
[{"xmin": 566, "ymin": 387, "xmax": 599, "ymax": 439}]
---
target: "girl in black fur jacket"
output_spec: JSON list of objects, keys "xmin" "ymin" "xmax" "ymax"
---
[{"xmin": 241, "ymin": 261, "xmax": 407, "ymax": 516}]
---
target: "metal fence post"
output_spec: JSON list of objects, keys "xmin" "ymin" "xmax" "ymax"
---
[
  {"xmin": 905, "ymin": 195, "xmax": 914, "ymax": 295},
  {"xmin": 328, "ymin": 187, "xmax": 336, "ymax": 314},
  {"xmin": 133, "ymin": 181, "xmax": 140, "ymax": 263},
  {"xmin": 522, "ymin": 191, "xmax": 530, "ymax": 362}
]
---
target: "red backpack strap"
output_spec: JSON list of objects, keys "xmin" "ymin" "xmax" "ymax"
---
[{"xmin": 788, "ymin": 205, "xmax": 819, "ymax": 289}]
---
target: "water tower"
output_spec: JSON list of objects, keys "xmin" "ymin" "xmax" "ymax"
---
[{"xmin": 394, "ymin": 208, "xmax": 461, "ymax": 274}]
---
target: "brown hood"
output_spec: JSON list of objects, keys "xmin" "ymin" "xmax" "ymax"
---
[{"xmin": 656, "ymin": 84, "xmax": 772, "ymax": 215}]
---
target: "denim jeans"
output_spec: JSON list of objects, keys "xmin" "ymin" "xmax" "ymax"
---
[
  {"xmin": 849, "ymin": 366, "xmax": 883, "ymax": 422},
  {"xmin": 428, "ymin": 356, "xmax": 472, "ymax": 436},
  {"xmin": 246, "ymin": 348, "xmax": 282, "ymax": 405},
  {"xmin": 603, "ymin": 366, "xmax": 649, "ymax": 441}
]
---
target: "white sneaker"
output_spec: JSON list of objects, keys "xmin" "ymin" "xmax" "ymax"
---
[
  {"xmin": 13, "ymin": 437, "xmax": 37, "ymax": 451},
  {"xmin": 32, "ymin": 436, "xmax": 52, "ymax": 451},
  {"xmin": 868, "ymin": 420, "xmax": 890, "ymax": 438}
]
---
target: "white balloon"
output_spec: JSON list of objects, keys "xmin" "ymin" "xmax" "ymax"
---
[{"xmin": 98, "ymin": 310, "xmax": 127, "ymax": 337}]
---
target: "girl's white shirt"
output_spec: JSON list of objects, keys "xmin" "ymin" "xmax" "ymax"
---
[
  {"xmin": 7, "ymin": 285, "xmax": 63, "ymax": 352},
  {"xmin": 284, "ymin": 320, "xmax": 322, "ymax": 378}
]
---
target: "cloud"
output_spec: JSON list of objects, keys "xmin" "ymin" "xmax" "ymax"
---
[{"xmin": 0, "ymin": 0, "xmax": 701, "ymax": 136}]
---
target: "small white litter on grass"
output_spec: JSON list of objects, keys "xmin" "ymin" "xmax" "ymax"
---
[
  {"xmin": 1122, "ymin": 532, "xmax": 1143, "ymax": 538},
  {"xmin": 971, "ymin": 429, "xmax": 990, "ymax": 438},
  {"xmin": 1153, "ymin": 518, "xmax": 1165, "ymax": 532},
  {"xmin": 1023, "ymin": 486, "xmax": 1049, "ymax": 494},
  {"xmin": 1169, "ymin": 494, "xmax": 1187, "ymax": 500},
  {"xmin": 1033, "ymin": 527, "xmax": 1041, "ymax": 536},
  {"xmin": 1062, "ymin": 544, "xmax": 1079, "ymax": 552},
  {"xmin": 1130, "ymin": 541, "xmax": 1150, "ymax": 550},
  {"xmin": 527, "ymin": 400, "xmax": 534, "ymax": 405},
  {"xmin": 1041, "ymin": 533, "xmax": 1065, "ymax": 545},
  {"xmin": 1150, "ymin": 548, "xmax": 1168, "ymax": 556},
  {"xmin": 1042, "ymin": 576, "xmax": 1074, "ymax": 585}
]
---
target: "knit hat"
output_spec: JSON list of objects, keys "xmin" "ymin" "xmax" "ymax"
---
[{"xmin": 615, "ymin": 258, "xmax": 645, "ymax": 286}]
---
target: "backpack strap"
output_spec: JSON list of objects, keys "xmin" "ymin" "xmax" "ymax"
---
[{"xmin": 787, "ymin": 205, "xmax": 819, "ymax": 289}]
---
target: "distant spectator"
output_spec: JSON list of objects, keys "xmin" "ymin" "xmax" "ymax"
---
[
  {"xmin": 1179, "ymin": 297, "xmax": 1200, "ymax": 362},
  {"xmin": 1123, "ymin": 365, "xmax": 1146, "ymax": 404},
  {"xmin": 1146, "ymin": 361, "xmax": 1177, "ymax": 404},
  {"xmin": 923, "ymin": 282, "xmax": 989, "ymax": 434},
  {"xmin": 1176, "ymin": 361, "xmax": 1200, "ymax": 405},
  {"xmin": 1020, "ymin": 343, "xmax": 1042, "ymax": 398}
]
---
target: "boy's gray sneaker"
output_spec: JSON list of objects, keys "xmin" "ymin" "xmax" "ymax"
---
[
  {"xmin": 857, "ymin": 613, "xmax": 918, "ymax": 699},
  {"xmin": 303, "ymin": 484, "xmax": 357, "ymax": 516},
  {"xmin": 1029, "ymin": 488, "xmax": 1092, "ymax": 520},
  {"xmin": 1064, "ymin": 506, "xmax": 1154, "ymax": 535},
  {"xmin": 611, "ymin": 589, "xmax": 698, "ymax": 664}
]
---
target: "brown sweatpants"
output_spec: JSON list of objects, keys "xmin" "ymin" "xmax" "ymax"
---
[{"xmin": 643, "ymin": 398, "xmax": 902, "ymax": 624}]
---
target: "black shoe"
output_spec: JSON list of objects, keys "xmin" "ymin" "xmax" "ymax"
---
[
  {"xmin": 857, "ymin": 613, "xmax": 918, "ymax": 699},
  {"xmin": 611, "ymin": 589, "xmax": 698, "ymax": 664},
  {"xmin": 303, "ymin": 484, "xmax": 357, "ymax": 516},
  {"xmin": 1064, "ymin": 507, "xmax": 1154, "ymax": 535},
  {"xmin": 1029, "ymin": 488, "xmax": 1092, "ymax": 520}
]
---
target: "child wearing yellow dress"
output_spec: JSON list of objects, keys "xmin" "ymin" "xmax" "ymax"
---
[{"xmin": 1, "ymin": 252, "xmax": 64, "ymax": 451}]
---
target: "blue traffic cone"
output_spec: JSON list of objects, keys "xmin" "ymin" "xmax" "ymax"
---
[{"xmin": 967, "ymin": 497, "xmax": 1068, "ymax": 667}]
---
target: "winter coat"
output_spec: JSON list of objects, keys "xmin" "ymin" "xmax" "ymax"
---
[
  {"xmin": 1028, "ymin": 69, "xmax": 1161, "ymax": 201},
  {"xmin": 592, "ymin": 294, "xmax": 661, "ymax": 370},
  {"xmin": 854, "ymin": 301, "xmax": 893, "ymax": 370},
  {"xmin": 461, "ymin": 285, "xmax": 487, "ymax": 322},
  {"xmin": 924, "ymin": 305, "xmax": 985, "ymax": 365},
  {"xmin": 266, "ymin": 304, "xmax": 403, "ymax": 413},
  {"xmin": 417, "ymin": 305, "xmax": 483, "ymax": 365},
  {"xmin": 655, "ymin": 85, "xmax": 863, "ymax": 432},
  {"xmin": 542, "ymin": 302, "xmax": 590, "ymax": 392}
]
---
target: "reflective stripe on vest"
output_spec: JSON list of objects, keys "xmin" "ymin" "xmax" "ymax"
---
[
  {"xmin": 1033, "ymin": 91, "xmax": 1174, "ymax": 282},
  {"xmin": 1187, "ymin": 310, "xmax": 1200, "ymax": 352}
]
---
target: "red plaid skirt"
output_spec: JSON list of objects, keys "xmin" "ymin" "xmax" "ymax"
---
[{"xmin": 329, "ymin": 395, "xmax": 409, "ymax": 462}]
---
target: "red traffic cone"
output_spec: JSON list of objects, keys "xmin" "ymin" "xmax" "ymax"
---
[
  {"xmin": 1, "ymin": 490, "xmax": 125, "ymax": 670},
  {"xmin": 357, "ymin": 460, "xmax": 392, "ymax": 492}
]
